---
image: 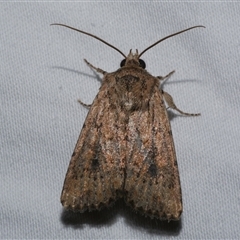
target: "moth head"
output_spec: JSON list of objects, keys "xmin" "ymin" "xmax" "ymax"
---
[{"xmin": 120, "ymin": 49, "xmax": 146, "ymax": 69}]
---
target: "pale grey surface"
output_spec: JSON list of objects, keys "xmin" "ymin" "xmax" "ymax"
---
[{"xmin": 1, "ymin": 2, "xmax": 240, "ymax": 239}]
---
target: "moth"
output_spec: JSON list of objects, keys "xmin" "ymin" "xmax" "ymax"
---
[{"xmin": 52, "ymin": 24, "xmax": 204, "ymax": 220}]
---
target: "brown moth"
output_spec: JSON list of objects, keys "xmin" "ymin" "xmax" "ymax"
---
[{"xmin": 52, "ymin": 24, "xmax": 204, "ymax": 220}]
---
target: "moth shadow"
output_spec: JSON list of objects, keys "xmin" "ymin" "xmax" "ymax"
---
[
  {"xmin": 60, "ymin": 206, "xmax": 118, "ymax": 228},
  {"xmin": 60, "ymin": 199, "xmax": 182, "ymax": 235},
  {"xmin": 161, "ymin": 78, "xmax": 201, "ymax": 88},
  {"xmin": 51, "ymin": 66, "xmax": 102, "ymax": 84}
]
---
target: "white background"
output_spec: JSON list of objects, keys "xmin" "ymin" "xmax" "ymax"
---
[{"xmin": 1, "ymin": 1, "xmax": 239, "ymax": 239}]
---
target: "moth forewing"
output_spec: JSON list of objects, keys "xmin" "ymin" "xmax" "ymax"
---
[
  {"xmin": 122, "ymin": 71, "xmax": 182, "ymax": 220},
  {"xmin": 61, "ymin": 76, "xmax": 126, "ymax": 211}
]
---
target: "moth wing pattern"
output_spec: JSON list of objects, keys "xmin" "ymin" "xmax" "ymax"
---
[
  {"xmin": 53, "ymin": 23, "xmax": 203, "ymax": 221},
  {"xmin": 61, "ymin": 77, "xmax": 126, "ymax": 212},
  {"xmin": 123, "ymin": 76, "xmax": 182, "ymax": 220}
]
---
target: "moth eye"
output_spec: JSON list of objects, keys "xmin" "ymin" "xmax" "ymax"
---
[
  {"xmin": 120, "ymin": 59, "xmax": 126, "ymax": 67},
  {"xmin": 139, "ymin": 59, "xmax": 146, "ymax": 69}
]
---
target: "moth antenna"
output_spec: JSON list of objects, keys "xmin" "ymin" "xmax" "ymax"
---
[
  {"xmin": 51, "ymin": 23, "xmax": 127, "ymax": 59},
  {"xmin": 138, "ymin": 25, "xmax": 205, "ymax": 58}
]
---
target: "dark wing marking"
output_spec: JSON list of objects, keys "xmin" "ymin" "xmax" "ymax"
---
[
  {"xmin": 124, "ymin": 86, "xmax": 182, "ymax": 220},
  {"xmin": 61, "ymin": 75, "xmax": 126, "ymax": 212}
]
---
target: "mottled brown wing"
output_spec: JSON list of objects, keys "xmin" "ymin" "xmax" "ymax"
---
[
  {"xmin": 61, "ymin": 75, "xmax": 126, "ymax": 212},
  {"xmin": 124, "ymin": 86, "xmax": 182, "ymax": 220}
]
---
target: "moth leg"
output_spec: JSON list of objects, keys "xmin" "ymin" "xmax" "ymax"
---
[
  {"xmin": 163, "ymin": 90, "xmax": 200, "ymax": 116},
  {"xmin": 77, "ymin": 99, "xmax": 91, "ymax": 108},
  {"xmin": 157, "ymin": 70, "xmax": 175, "ymax": 81},
  {"xmin": 84, "ymin": 59, "xmax": 106, "ymax": 75},
  {"xmin": 77, "ymin": 58, "xmax": 104, "ymax": 108}
]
